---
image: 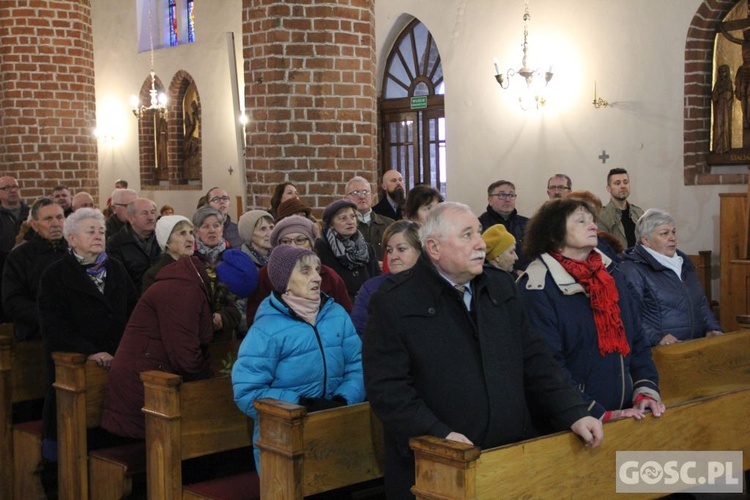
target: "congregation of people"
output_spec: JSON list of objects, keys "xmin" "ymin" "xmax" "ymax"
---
[{"xmin": 0, "ymin": 166, "xmax": 724, "ymax": 498}]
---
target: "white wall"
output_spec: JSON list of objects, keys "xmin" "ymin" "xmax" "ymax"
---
[
  {"xmin": 91, "ymin": 0, "xmax": 245, "ymax": 218},
  {"xmin": 375, "ymin": 0, "xmax": 745, "ymax": 270}
]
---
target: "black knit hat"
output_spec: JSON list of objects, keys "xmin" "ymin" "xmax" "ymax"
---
[{"xmin": 267, "ymin": 245, "xmax": 316, "ymax": 293}]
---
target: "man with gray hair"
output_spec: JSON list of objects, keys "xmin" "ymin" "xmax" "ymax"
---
[
  {"xmin": 2, "ymin": 198, "xmax": 67, "ymax": 341},
  {"xmin": 71, "ymin": 191, "xmax": 95, "ymax": 212},
  {"xmin": 345, "ymin": 175, "xmax": 393, "ymax": 261},
  {"xmin": 106, "ymin": 198, "xmax": 160, "ymax": 293},
  {"xmin": 363, "ymin": 202, "xmax": 603, "ymax": 498},
  {"xmin": 106, "ymin": 188, "xmax": 137, "ymax": 236}
]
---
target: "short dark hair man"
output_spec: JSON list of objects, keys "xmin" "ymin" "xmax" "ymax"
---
[
  {"xmin": 345, "ymin": 175, "xmax": 393, "ymax": 261},
  {"xmin": 546, "ymin": 174, "xmax": 572, "ymax": 199},
  {"xmin": 598, "ymin": 168, "xmax": 644, "ymax": 249},
  {"xmin": 52, "ymin": 185, "xmax": 72, "ymax": 216},
  {"xmin": 372, "ymin": 170, "xmax": 404, "ymax": 220},
  {"xmin": 363, "ymin": 202, "xmax": 602, "ymax": 498},
  {"xmin": 106, "ymin": 198, "xmax": 161, "ymax": 293},
  {"xmin": 478, "ymin": 180, "xmax": 529, "ymax": 272},
  {"xmin": 0, "ymin": 176, "xmax": 30, "ymax": 253},
  {"xmin": 2, "ymin": 198, "xmax": 68, "ymax": 341}
]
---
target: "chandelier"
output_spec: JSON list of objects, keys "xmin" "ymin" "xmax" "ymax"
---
[
  {"xmin": 493, "ymin": 0, "xmax": 553, "ymax": 110},
  {"xmin": 131, "ymin": 0, "xmax": 168, "ymax": 119}
]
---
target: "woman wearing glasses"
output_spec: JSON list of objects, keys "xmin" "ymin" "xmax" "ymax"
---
[{"xmin": 244, "ymin": 215, "xmax": 352, "ymax": 331}]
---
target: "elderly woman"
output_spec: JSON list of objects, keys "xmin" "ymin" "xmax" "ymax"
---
[
  {"xmin": 232, "ymin": 245, "xmax": 365, "ymax": 471},
  {"xmin": 351, "ymin": 220, "xmax": 421, "ymax": 335},
  {"xmin": 237, "ymin": 210, "xmax": 275, "ymax": 268},
  {"xmin": 100, "ymin": 249, "xmax": 250, "ymax": 439},
  {"xmin": 141, "ymin": 215, "xmax": 195, "ymax": 292},
  {"xmin": 193, "ymin": 206, "xmax": 228, "ymax": 264},
  {"xmin": 268, "ymin": 182, "xmax": 299, "ymax": 219},
  {"xmin": 481, "ymin": 224, "xmax": 518, "ymax": 273},
  {"xmin": 245, "ymin": 215, "xmax": 351, "ymax": 329},
  {"xmin": 517, "ymin": 198, "xmax": 664, "ymax": 424},
  {"xmin": 38, "ymin": 208, "xmax": 137, "ymax": 458},
  {"xmin": 314, "ymin": 199, "xmax": 380, "ymax": 302},
  {"xmin": 620, "ymin": 208, "xmax": 722, "ymax": 346},
  {"xmin": 404, "ymin": 184, "xmax": 443, "ymax": 224}
]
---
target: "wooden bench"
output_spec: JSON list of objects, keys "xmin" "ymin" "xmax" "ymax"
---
[
  {"xmin": 0, "ymin": 330, "xmax": 47, "ymax": 499},
  {"xmin": 54, "ymin": 340, "xmax": 240, "ymax": 500},
  {"xmin": 651, "ymin": 329, "xmax": 750, "ymax": 406},
  {"xmin": 254, "ymin": 399, "xmax": 384, "ymax": 498},
  {"xmin": 141, "ymin": 370, "xmax": 258, "ymax": 499},
  {"xmin": 410, "ymin": 387, "xmax": 750, "ymax": 499},
  {"xmin": 687, "ymin": 250, "xmax": 714, "ymax": 304}
]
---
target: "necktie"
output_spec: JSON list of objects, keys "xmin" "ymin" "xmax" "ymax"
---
[{"xmin": 454, "ymin": 284, "xmax": 471, "ymax": 310}]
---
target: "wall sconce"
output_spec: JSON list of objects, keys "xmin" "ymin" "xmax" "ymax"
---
[
  {"xmin": 592, "ymin": 81, "xmax": 609, "ymax": 109},
  {"xmin": 93, "ymin": 126, "xmax": 116, "ymax": 144},
  {"xmin": 493, "ymin": 0, "xmax": 553, "ymax": 110},
  {"xmin": 239, "ymin": 113, "xmax": 249, "ymax": 150}
]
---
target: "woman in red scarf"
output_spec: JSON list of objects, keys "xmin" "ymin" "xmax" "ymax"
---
[{"xmin": 517, "ymin": 198, "xmax": 664, "ymax": 424}]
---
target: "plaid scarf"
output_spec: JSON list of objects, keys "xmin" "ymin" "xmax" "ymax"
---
[{"xmin": 72, "ymin": 249, "xmax": 108, "ymax": 294}]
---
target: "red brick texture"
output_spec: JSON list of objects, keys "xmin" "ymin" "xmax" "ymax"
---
[
  {"xmin": 684, "ymin": 0, "xmax": 746, "ymax": 185},
  {"xmin": 0, "ymin": 0, "xmax": 99, "ymax": 201},
  {"xmin": 242, "ymin": 0, "xmax": 378, "ymax": 214}
]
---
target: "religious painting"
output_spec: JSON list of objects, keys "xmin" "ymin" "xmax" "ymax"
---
[
  {"xmin": 154, "ymin": 112, "xmax": 169, "ymax": 180},
  {"xmin": 182, "ymin": 81, "xmax": 201, "ymax": 180}
]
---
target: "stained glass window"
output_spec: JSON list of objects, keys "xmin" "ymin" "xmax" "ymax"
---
[
  {"xmin": 168, "ymin": 0, "xmax": 178, "ymax": 46},
  {"xmin": 187, "ymin": 0, "xmax": 195, "ymax": 43}
]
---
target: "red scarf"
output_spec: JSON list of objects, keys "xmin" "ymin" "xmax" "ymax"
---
[{"xmin": 550, "ymin": 251, "xmax": 630, "ymax": 357}]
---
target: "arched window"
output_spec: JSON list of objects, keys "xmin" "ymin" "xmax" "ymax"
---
[
  {"xmin": 380, "ymin": 19, "xmax": 446, "ymax": 194},
  {"xmin": 136, "ymin": 0, "xmax": 196, "ymax": 51}
]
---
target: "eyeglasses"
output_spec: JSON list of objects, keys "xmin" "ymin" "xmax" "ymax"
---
[
  {"xmin": 113, "ymin": 203, "xmax": 129, "ymax": 208},
  {"xmin": 548, "ymin": 185, "xmax": 571, "ymax": 191},
  {"xmin": 347, "ymin": 190, "xmax": 370, "ymax": 197},
  {"xmin": 279, "ymin": 236, "xmax": 310, "ymax": 246},
  {"xmin": 210, "ymin": 196, "xmax": 231, "ymax": 203},
  {"xmin": 490, "ymin": 192, "xmax": 517, "ymax": 199},
  {"xmin": 0, "ymin": 185, "xmax": 19, "ymax": 191}
]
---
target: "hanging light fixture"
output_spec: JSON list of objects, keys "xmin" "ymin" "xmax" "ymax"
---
[
  {"xmin": 131, "ymin": 0, "xmax": 168, "ymax": 119},
  {"xmin": 493, "ymin": 0, "xmax": 553, "ymax": 110}
]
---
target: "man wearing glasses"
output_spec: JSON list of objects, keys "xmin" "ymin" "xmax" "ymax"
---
[
  {"xmin": 0, "ymin": 176, "xmax": 30, "ymax": 253},
  {"xmin": 478, "ymin": 180, "xmax": 529, "ymax": 272},
  {"xmin": 345, "ymin": 176, "xmax": 393, "ymax": 261},
  {"xmin": 546, "ymin": 174, "xmax": 572, "ymax": 199},
  {"xmin": 105, "ymin": 188, "xmax": 138, "ymax": 237}
]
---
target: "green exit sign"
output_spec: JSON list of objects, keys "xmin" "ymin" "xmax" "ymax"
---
[{"xmin": 410, "ymin": 96, "xmax": 428, "ymax": 109}]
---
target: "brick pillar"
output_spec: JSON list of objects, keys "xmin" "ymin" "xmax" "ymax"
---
[
  {"xmin": 0, "ymin": 0, "xmax": 98, "ymax": 201},
  {"xmin": 243, "ymin": 0, "xmax": 377, "ymax": 213}
]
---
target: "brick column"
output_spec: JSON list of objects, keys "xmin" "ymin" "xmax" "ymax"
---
[
  {"xmin": 243, "ymin": 0, "xmax": 377, "ymax": 213},
  {"xmin": 0, "ymin": 0, "xmax": 98, "ymax": 201}
]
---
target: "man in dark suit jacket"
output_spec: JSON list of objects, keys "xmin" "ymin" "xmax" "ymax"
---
[
  {"xmin": 345, "ymin": 175, "xmax": 394, "ymax": 261},
  {"xmin": 372, "ymin": 169, "xmax": 404, "ymax": 221},
  {"xmin": 363, "ymin": 202, "xmax": 603, "ymax": 498}
]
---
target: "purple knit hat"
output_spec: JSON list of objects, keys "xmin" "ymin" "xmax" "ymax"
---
[{"xmin": 267, "ymin": 245, "xmax": 317, "ymax": 293}]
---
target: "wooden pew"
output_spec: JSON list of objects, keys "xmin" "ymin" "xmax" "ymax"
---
[
  {"xmin": 141, "ymin": 370, "xmax": 258, "ymax": 499},
  {"xmin": 54, "ymin": 340, "xmax": 240, "ymax": 500},
  {"xmin": 0, "ymin": 330, "xmax": 47, "ymax": 499},
  {"xmin": 410, "ymin": 388, "xmax": 750, "ymax": 499},
  {"xmin": 687, "ymin": 250, "xmax": 714, "ymax": 304},
  {"xmin": 254, "ymin": 399, "xmax": 384, "ymax": 498},
  {"xmin": 651, "ymin": 329, "xmax": 750, "ymax": 406}
]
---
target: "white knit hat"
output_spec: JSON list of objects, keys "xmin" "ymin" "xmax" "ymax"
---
[{"xmin": 155, "ymin": 215, "xmax": 191, "ymax": 251}]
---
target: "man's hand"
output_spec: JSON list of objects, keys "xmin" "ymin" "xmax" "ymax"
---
[
  {"xmin": 659, "ymin": 334, "xmax": 679, "ymax": 346},
  {"xmin": 87, "ymin": 351, "xmax": 114, "ymax": 370},
  {"xmin": 570, "ymin": 416, "xmax": 603, "ymax": 448},
  {"xmin": 445, "ymin": 432, "xmax": 474, "ymax": 445}
]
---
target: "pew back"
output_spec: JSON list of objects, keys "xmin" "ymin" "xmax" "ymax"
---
[
  {"xmin": 141, "ymin": 369, "xmax": 251, "ymax": 499},
  {"xmin": 0, "ymin": 331, "xmax": 46, "ymax": 500},
  {"xmin": 651, "ymin": 330, "xmax": 750, "ymax": 406},
  {"xmin": 411, "ymin": 388, "xmax": 750, "ymax": 499},
  {"xmin": 254, "ymin": 399, "xmax": 384, "ymax": 498}
]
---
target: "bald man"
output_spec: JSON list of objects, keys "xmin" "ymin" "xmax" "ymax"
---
[{"xmin": 372, "ymin": 170, "xmax": 404, "ymax": 220}]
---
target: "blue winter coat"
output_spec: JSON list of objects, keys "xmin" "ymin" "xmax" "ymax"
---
[
  {"xmin": 351, "ymin": 273, "xmax": 389, "ymax": 336},
  {"xmin": 620, "ymin": 245, "xmax": 721, "ymax": 346},
  {"xmin": 232, "ymin": 292, "xmax": 365, "ymax": 470},
  {"xmin": 518, "ymin": 252, "xmax": 660, "ymax": 419}
]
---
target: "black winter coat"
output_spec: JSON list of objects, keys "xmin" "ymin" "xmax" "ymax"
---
[
  {"xmin": 314, "ymin": 235, "xmax": 380, "ymax": 302},
  {"xmin": 478, "ymin": 206, "xmax": 529, "ymax": 271},
  {"xmin": 106, "ymin": 223, "xmax": 161, "ymax": 294},
  {"xmin": 363, "ymin": 254, "xmax": 589, "ymax": 498}
]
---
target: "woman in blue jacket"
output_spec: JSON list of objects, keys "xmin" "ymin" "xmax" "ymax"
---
[
  {"xmin": 518, "ymin": 198, "xmax": 664, "ymax": 424},
  {"xmin": 232, "ymin": 245, "xmax": 365, "ymax": 471},
  {"xmin": 620, "ymin": 208, "xmax": 722, "ymax": 346}
]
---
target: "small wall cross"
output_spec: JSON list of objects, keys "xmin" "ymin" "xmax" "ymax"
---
[{"xmin": 598, "ymin": 150, "xmax": 610, "ymax": 164}]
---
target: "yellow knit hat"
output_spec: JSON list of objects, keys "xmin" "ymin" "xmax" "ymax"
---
[{"xmin": 482, "ymin": 224, "xmax": 516, "ymax": 261}]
